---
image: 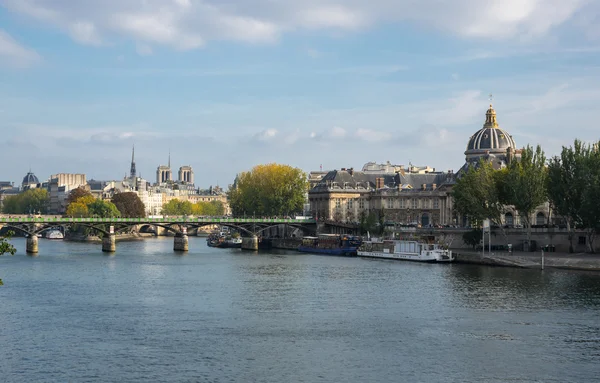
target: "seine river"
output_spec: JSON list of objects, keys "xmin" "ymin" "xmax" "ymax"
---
[{"xmin": 1, "ymin": 237, "xmax": 600, "ymax": 382}]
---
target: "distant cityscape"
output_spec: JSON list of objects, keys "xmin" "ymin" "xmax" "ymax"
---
[
  {"xmin": 1, "ymin": 104, "xmax": 552, "ymax": 230},
  {"xmin": 0, "ymin": 146, "xmax": 227, "ymax": 216}
]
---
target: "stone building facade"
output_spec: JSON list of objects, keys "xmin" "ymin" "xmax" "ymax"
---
[{"xmin": 308, "ymin": 104, "xmax": 551, "ymax": 227}]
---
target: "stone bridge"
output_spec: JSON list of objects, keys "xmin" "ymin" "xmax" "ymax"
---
[{"xmin": 0, "ymin": 216, "xmax": 317, "ymax": 254}]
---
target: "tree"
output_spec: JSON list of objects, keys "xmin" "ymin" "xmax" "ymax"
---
[
  {"xmin": 0, "ymin": 232, "xmax": 16, "ymax": 286},
  {"xmin": 452, "ymin": 160, "xmax": 507, "ymax": 243},
  {"xmin": 500, "ymin": 145, "xmax": 548, "ymax": 251},
  {"xmin": 463, "ymin": 229, "xmax": 483, "ymax": 249},
  {"xmin": 66, "ymin": 187, "xmax": 93, "ymax": 206},
  {"xmin": 547, "ymin": 140, "xmax": 588, "ymax": 252},
  {"xmin": 66, "ymin": 201, "xmax": 89, "ymax": 217},
  {"xmin": 1, "ymin": 189, "xmax": 50, "ymax": 214},
  {"xmin": 112, "ymin": 192, "xmax": 146, "ymax": 218},
  {"xmin": 228, "ymin": 163, "xmax": 308, "ymax": 217},
  {"xmin": 88, "ymin": 199, "xmax": 121, "ymax": 218}
]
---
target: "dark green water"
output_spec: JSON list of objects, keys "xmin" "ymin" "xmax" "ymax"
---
[{"xmin": 1, "ymin": 237, "xmax": 599, "ymax": 382}]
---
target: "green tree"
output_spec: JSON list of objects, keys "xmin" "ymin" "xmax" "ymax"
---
[
  {"xmin": 462, "ymin": 229, "xmax": 483, "ymax": 249},
  {"xmin": 1, "ymin": 189, "xmax": 49, "ymax": 214},
  {"xmin": 452, "ymin": 160, "xmax": 507, "ymax": 243},
  {"xmin": 0, "ymin": 231, "xmax": 17, "ymax": 286},
  {"xmin": 88, "ymin": 199, "xmax": 121, "ymax": 218},
  {"xmin": 500, "ymin": 145, "xmax": 548, "ymax": 251},
  {"xmin": 228, "ymin": 163, "xmax": 308, "ymax": 217},
  {"xmin": 1, "ymin": 195, "xmax": 21, "ymax": 214},
  {"xmin": 547, "ymin": 140, "xmax": 588, "ymax": 252},
  {"xmin": 112, "ymin": 192, "xmax": 146, "ymax": 218}
]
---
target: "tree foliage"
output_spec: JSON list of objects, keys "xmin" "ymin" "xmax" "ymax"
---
[
  {"xmin": 1, "ymin": 188, "xmax": 50, "ymax": 214},
  {"xmin": 452, "ymin": 161, "xmax": 504, "ymax": 227},
  {"xmin": 111, "ymin": 192, "xmax": 146, "ymax": 218},
  {"xmin": 499, "ymin": 145, "xmax": 548, "ymax": 251},
  {"xmin": 66, "ymin": 187, "xmax": 93, "ymax": 206},
  {"xmin": 0, "ymin": 231, "xmax": 16, "ymax": 286},
  {"xmin": 462, "ymin": 229, "xmax": 483, "ymax": 249},
  {"xmin": 65, "ymin": 195, "xmax": 120, "ymax": 218},
  {"xmin": 161, "ymin": 199, "xmax": 224, "ymax": 216},
  {"xmin": 228, "ymin": 163, "xmax": 308, "ymax": 217},
  {"xmin": 547, "ymin": 140, "xmax": 600, "ymax": 252}
]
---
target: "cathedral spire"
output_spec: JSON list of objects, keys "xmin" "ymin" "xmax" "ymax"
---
[{"xmin": 130, "ymin": 145, "xmax": 137, "ymax": 178}]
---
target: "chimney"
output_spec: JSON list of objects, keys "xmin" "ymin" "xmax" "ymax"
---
[
  {"xmin": 341, "ymin": 167, "xmax": 346, "ymax": 171},
  {"xmin": 348, "ymin": 167, "xmax": 354, "ymax": 175},
  {"xmin": 432, "ymin": 183, "xmax": 437, "ymax": 190},
  {"xmin": 376, "ymin": 177, "xmax": 384, "ymax": 189}
]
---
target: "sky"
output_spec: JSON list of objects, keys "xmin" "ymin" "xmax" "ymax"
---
[{"xmin": 1, "ymin": 0, "xmax": 600, "ymax": 188}]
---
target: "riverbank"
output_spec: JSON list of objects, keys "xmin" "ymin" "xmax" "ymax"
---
[{"xmin": 453, "ymin": 249, "xmax": 600, "ymax": 271}]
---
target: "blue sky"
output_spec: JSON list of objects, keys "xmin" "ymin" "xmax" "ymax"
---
[{"xmin": 1, "ymin": 0, "xmax": 599, "ymax": 188}]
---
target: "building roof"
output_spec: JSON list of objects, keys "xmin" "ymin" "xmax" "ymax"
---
[
  {"xmin": 22, "ymin": 171, "xmax": 40, "ymax": 187},
  {"xmin": 465, "ymin": 105, "xmax": 516, "ymax": 154},
  {"xmin": 311, "ymin": 168, "xmax": 455, "ymax": 192}
]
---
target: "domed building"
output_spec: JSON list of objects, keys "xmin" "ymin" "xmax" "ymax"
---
[
  {"xmin": 463, "ymin": 104, "xmax": 520, "ymax": 170},
  {"xmin": 21, "ymin": 171, "xmax": 40, "ymax": 189}
]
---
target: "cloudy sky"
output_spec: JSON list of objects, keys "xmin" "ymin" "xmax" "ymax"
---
[{"xmin": 1, "ymin": 0, "xmax": 599, "ymax": 187}]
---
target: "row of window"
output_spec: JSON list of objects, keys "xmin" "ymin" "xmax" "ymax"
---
[{"xmin": 332, "ymin": 198, "xmax": 441, "ymax": 210}]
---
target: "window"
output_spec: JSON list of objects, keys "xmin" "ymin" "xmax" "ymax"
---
[
  {"xmin": 412, "ymin": 199, "xmax": 418, "ymax": 209},
  {"xmin": 399, "ymin": 199, "xmax": 405, "ymax": 209},
  {"xmin": 433, "ymin": 199, "xmax": 439, "ymax": 209},
  {"xmin": 348, "ymin": 199, "xmax": 353, "ymax": 209},
  {"xmin": 536, "ymin": 212, "xmax": 545, "ymax": 225},
  {"xmin": 579, "ymin": 236, "xmax": 586, "ymax": 245},
  {"xmin": 505, "ymin": 212, "xmax": 514, "ymax": 226},
  {"xmin": 335, "ymin": 199, "xmax": 341, "ymax": 208},
  {"xmin": 387, "ymin": 199, "xmax": 394, "ymax": 209},
  {"xmin": 359, "ymin": 199, "xmax": 365, "ymax": 209}
]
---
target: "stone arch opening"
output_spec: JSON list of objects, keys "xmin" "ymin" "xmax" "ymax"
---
[
  {"xmin": 505, "ymin": 212, "xmax": 514, "ymax": 226},
  {"xmin": 536, "ymin": 212, "xmax": 546, "ymax": 226}
]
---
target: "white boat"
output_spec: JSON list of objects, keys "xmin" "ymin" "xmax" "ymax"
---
[
  {"xmin": 45, "ymin": 229, "xmax": 64, "ymax": 240},
  {"xmin": 358, "ymin": 239, "xmax": 454, "ymax": 262}
]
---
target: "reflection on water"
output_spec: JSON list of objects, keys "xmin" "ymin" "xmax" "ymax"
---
[{"xmin": 1, "ymin": 237, "xmax": 599, "ymax": 382}]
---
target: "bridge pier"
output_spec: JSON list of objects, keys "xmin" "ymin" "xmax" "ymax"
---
[
  {"xmin": 102, "ymin": 226, "xmax": 116, "ymax": 252},
  {"xmin": 241, "ymin": 235, "xmax": 259, "ymax": 251},
  {"xmin": 26, "ymin": 235, "xmax": 38, "ymax": 254},
  {"xmin": 174, "ymin": 227, "xmax": 189, "ymax": 252}
]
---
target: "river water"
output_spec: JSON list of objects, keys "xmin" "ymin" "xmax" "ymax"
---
[{"xmin": 1, "ymin": 237, "xmax": 599, "ymax": 382}]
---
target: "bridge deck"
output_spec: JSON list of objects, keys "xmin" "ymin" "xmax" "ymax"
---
[{"xmin": 0, "ymin": 217, "xmax": 316, "ymax": 224}]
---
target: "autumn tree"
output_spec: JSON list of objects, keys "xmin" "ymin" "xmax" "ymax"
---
[
  {"xmin": 500, "ymin": 145, "xmax": 548, "ymax": 251},
  {"xmin": 228, "ymin": 163, "xmax": 308, "ymax": 217},
  {"xmin": 162, "ymin": 199, "xmax": 225, "ymax": 216},
  {"xmin": 112, "ymin": 192, "xmax": 146, "ymax": 218},
  {"xmin": 66, "ymin": 187, "xmax": 93, "ymax": 206}
]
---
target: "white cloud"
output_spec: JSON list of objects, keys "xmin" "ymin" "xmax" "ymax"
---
[
  {"xmin": 1, "ymin": 0, "xmax": 596, "ymax": 52},
  {"xmin": 69, "ymin": 21, "xmax": 103, "ymax": 45},
  {"xmin": 329, "ymin": 126, "xmax": 347, "ymax": 138},
  {"xmin": 136, "ymin": 43, "xmax": 153, "ymax": 56},
  {"xmin": 355, "ymin": 128, "xmax": 392, "ymax": 142},
  {"xmin": 253, "ymin": 128, "xmax": 278, "ymax": 141},
  {"xmin": 0, "ymin": 29, "xmax": 40, "ymax": 67}
]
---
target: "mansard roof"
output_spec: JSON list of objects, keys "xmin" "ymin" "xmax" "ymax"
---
[{"xmin": 311, "ymin": 169, "xmax": 456, "ymax": 192}]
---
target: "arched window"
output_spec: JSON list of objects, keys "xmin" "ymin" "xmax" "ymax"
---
[
  {"xmin": 505, "ymin": 212, "xmax": 514, "ymax": 226},
  {"xmin": 536, "ymin": 212, "xmax": 545, "ymax": 226}
]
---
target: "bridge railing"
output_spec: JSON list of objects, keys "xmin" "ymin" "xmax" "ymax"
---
[{"xmin": 0, "ymin": 217, "xmax": 317, "ymax": 224}]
